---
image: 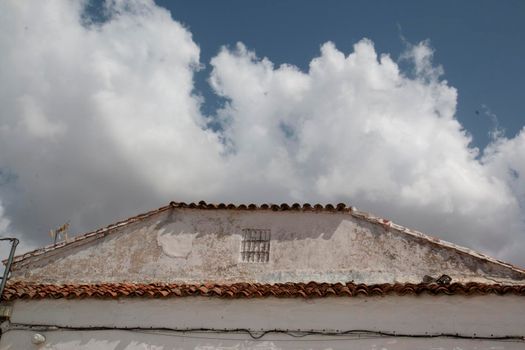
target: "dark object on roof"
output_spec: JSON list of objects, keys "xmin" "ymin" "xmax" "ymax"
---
[
  {"xmin": 436, "ymin": 274, "xmax": 452, "ymax": 285},
  {"xmin": 422, "ymin": 274, "xmax": 452, "ymax": 285}
]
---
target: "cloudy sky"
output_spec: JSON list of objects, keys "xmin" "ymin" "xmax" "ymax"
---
[{"xmin": 1, "ymin": 0, "xmax": 524, "ymax": 265}]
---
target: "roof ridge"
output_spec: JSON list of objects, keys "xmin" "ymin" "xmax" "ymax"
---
[{"xmin": 8, "ymin": 201, "xmax": 525, "ymax": 276}]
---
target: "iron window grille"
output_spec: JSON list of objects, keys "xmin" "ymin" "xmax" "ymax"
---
[{"xmin": 241, "ymin": 229, "xmax": 271, "ymax": 263}]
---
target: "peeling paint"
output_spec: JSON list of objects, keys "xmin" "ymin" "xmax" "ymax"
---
[{"xmin": 157, "ymin": 230, "xmax": 196, "ymax": 259}]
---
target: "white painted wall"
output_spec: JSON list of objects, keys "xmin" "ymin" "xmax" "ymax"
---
[
  {"xmin": 3, "ymin": 329, "xmax": 525, "ymax": 350},
  {"xmin": 1, "ymin": 295, "xmax": 524, "ymax": 350}
]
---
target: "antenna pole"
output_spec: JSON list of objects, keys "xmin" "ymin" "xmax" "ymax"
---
[{"xmin": 0, "ymin": 238, "xmax": 19, "ymax": 300}]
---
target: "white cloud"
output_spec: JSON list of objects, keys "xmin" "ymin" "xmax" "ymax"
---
[
  {"xmin": 210, "ymin": 40, "xmax": 524, "ymax": 260},
  {"xmin": 0, "ymin": 0, "xmax": 524, "ymax": 265},
  {"xmin": 482, "ymin": 129, "xmax": 525, "ymax": 262},
  {"xmin": 0, "ymin": 0, "xmax": 224, "ymax": 250},
  {"xmin": 0, "ymin": 201, "xmax": 10, "ymax": 235}
]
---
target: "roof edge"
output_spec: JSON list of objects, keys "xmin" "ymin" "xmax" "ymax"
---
[
  {"xmin": 348, "ymin": 210, "xmax": 525, "ymax": 276},
  {"xmin": 9, "ymin": 203, "xmax": 174, "ymax": 265},
  {"xmin": 3, "ymin": 281, "xmax": 525, "ymax": 301}
]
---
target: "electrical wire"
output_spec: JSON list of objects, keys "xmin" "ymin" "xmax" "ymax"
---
[{"xmin": 4, "ymin": 323, "xmax": 524, "ymax": 343}]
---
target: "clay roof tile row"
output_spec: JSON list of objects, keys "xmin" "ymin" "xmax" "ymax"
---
[
  {"xmin": 170, "ymin": 201, "xmax": 354, "ymax": 212},
  {"xmin": 3, "ymin": 282, "xmax": 525, "ymax": 301}
]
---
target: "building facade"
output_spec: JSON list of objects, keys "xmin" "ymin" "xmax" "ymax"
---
[{"xmin": 1, "ymin": 201, "xmax": 524, "ymax": 349}]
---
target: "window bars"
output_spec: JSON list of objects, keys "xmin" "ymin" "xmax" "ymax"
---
[{"xmin": 241, "ymin": 229, "xmax": 270, "ymax": 263}]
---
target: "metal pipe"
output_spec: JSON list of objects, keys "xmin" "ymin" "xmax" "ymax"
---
[{"xmin": 0, "ymin": 238, "xmax": 19, "ymax": 300}]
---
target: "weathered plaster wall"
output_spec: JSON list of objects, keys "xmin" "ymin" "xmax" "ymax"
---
[
  {"xmin": 1, "ymin": 295, "xmax": 525, "ymax": 349},
  {"xmin": 10, "ymin": 209, "xmax": 525, "ymax": 284}
]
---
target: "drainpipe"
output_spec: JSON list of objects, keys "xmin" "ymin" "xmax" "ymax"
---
[{"xmin": 0, "ymin": 238, "xmax": 19, "ymax": 300}]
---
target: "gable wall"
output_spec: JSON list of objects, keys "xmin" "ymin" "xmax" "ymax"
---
[{"xmin": 10, "ymin": 208, "xmax": 525, "ymax": 284}]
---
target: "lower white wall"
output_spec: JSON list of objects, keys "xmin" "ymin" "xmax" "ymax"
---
[
  {"xmin": 1, "ymin": 295, "xmax": 524, "ymax": 349},
  {"xmin": 2, "ymin": 329, "xmax": 525, "ymax": 350}
]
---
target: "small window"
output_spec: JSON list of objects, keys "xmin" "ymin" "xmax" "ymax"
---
[{"xmin": 241, "ymin": 229, "xmax": 271, "ymax": 263}]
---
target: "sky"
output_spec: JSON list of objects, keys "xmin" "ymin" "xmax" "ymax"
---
[
  {"xmin": 0, "ymin": 0, "xmax": 524, "ymax": 266},
  {"xmin": 158, "ymin": 0, "xmax": 525, "ymax": 150}
]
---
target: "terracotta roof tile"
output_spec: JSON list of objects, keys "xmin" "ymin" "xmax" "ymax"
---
[{"xmin": 3, "ymin": 282, "xmax": 525, "ymax": 301}]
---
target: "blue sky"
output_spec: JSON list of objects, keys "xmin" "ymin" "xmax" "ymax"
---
[
  {"xmin": 1, "ymin": 0, "xmax": 525, "ymax": 265},
  {"xmin": 155, "ymin": 0, "xmax": 525, "ymax": 149}
]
